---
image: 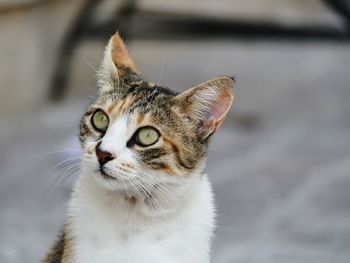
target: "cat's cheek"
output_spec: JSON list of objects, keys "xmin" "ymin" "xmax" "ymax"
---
[{"xmin": 147, "ymin": 162, "xmax": 177, "ymax": 176}]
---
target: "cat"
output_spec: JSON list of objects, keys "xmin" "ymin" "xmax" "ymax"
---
[{"xmin": 43, "ymin": 32, "xmax": 234, "ymax": 263}]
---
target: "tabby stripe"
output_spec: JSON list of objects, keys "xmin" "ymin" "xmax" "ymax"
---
[
  {"xmin": 163, "ymin": 138, "xmax": 193, "ymax": 170},
  {"xmin": 137, "ymin": 112, "xmax": 145, "ymax": 124},
  {"xmin": 43, "ymin": 230, "xmax": 68, "ymax": 263},
  {"xmin": 115, "ymin": 98, "xmax": 126, "ymax": 115},
  {"xmin": 148, "ymin": 162, "xmax": 175, "ymax": 175},
  {"xmin": 142, "ymin": 148, "xmax": 168, "ymax": 162},
  {"xmin": 83, "ymin": 109, "xmax": 95, "ymax": 117}
]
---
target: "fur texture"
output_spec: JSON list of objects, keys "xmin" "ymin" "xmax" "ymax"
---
[{"xmin": 43, "ymin": 32, "xmax": 234, "ymax": 263}]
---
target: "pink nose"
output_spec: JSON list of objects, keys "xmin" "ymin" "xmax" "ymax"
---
[{"xmin": 96, "ymin": 145, "xmax": 115, "ymax": 166}]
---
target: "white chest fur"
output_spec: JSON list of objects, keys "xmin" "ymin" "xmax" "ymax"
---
[{"xmin": 68, "ymin": 173, "xmax": 215, "ymax": 263}]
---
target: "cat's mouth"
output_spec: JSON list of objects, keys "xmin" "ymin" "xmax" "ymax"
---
[{"xmin": 99, "ymin": 167, "xmax": 117, "ymax": 180}]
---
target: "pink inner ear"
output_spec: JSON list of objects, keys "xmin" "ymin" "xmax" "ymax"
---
[
  {"xmin": 198, "ymin": 88, "xmax": 233, "ymax": 137},
  {"xmin": 210, "ymin": 89, "xmax": 233, "ymax": 125}
]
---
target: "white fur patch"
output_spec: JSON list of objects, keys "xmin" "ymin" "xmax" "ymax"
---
[{"xmin": 68, "ymin": 168, "xmax": 215, "ymax": 263}]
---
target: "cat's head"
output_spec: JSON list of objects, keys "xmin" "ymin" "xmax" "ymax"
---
[{"xmin": 80, "ymin": 32, "xmax": 234, "ymax": 191}]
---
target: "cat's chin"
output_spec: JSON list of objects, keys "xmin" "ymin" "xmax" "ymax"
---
[
  {"xmin": 99, "ymin": 167, "xmax": 118, "ymax": 181},
  {"xmin": 90, "ymin": 169, "xmax": 134, "ymax": 191}
]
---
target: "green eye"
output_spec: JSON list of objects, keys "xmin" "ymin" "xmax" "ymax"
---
[
  {"xmin": 135, "ymin": 127, "xmax": 160, "ymax": 146},
  {"xmin": 92, "ymin": 110, "xmax": 109, "ymax": 132}
]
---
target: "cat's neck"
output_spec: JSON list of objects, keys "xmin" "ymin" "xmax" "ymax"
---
[
  {"xmin": 65, "ymin": 169, "xmax": 214, "ymax": 263},
  {"xmin": 70, "ymin": 169, "xmax": 203, "ymax": 220}
]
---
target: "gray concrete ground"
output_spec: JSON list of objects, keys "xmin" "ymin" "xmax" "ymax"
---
[{"xmin": 1, "ymin": 40, "xmax": 350, "ymax": 263}]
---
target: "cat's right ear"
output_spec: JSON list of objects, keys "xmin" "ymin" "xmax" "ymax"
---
[{"xmin": 97, "ymin": 32, "xmax": 139, "ymax": 93}]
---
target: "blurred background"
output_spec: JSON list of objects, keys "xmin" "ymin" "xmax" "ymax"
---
[{"xmin": 1, "ymin": 0, "xmax": 350, "ymax": 262}]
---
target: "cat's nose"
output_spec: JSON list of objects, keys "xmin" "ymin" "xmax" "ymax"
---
[{"xmin": 96, "ymin": 144, "xmax": 115, "ymax": 166}]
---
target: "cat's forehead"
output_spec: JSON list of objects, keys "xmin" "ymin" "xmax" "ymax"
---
[{"xmin": 95, "ymin": 79, "xmax": 178, "ymax": 117}]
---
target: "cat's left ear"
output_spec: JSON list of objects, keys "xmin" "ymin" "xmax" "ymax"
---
[
  {"xmin": 173, "ymin": 76, "xmax": 235, "ymax": 139},
  {"xmin": 98, "ymin": 32, "xmax": 139, "ymax": 93}
]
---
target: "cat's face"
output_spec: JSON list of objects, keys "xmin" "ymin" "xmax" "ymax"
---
[{"xmin": 79, "ymin": 33, "xmax": 234, "ymax": 191}]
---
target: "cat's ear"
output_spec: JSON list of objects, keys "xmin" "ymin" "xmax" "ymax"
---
[
  {"xmin": 98, "ymin": 32, "xmax": 138, "ymax": 93},
  {"xmin": 173, "ymin": 76, "xmax": 234, "ymax": 139}
]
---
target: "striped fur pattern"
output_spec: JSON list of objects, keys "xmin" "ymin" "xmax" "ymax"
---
[
  {"xmin": 44, "ymin": 32, "xmax": 234, "ymax": 263},
  {"xmin": 43, "ymin": 228, "xmax": 71, "ymax": 263}
]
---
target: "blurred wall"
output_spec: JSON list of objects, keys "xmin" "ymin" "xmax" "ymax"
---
[
  {"xmin": 0, "ymin": 0, "xmax": 343, "ymax": 115},
  {"xmin": 142, "ymin": 0, "xmax": 341, "ymax": 26},
  {"xmin": 0, "ymin": 0, "xmax": 83, "ymax": 115}
]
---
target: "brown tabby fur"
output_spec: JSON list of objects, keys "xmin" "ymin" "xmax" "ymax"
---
[{"xmin": 43, "ymin": 227, "xmax": 71, "ymax": 263}]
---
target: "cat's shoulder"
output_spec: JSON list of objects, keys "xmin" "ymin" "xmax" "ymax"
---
[{"xmin": 42, "ymin": 227, "xmax": 72, "ymax": 263}]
